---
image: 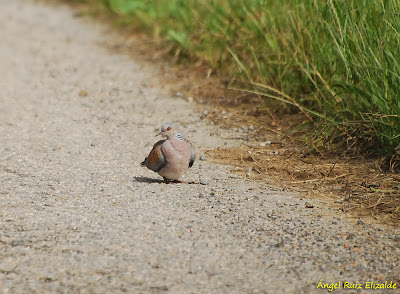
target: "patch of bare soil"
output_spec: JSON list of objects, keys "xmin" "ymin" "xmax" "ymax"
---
[{"xmin": 62, "ymin": 0, "xmax": 400, "ymax": 224}]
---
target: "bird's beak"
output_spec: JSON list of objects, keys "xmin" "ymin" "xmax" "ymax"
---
[{"xmin": 156, "ymin": 131, "xmax": 162, "ymax": 137}]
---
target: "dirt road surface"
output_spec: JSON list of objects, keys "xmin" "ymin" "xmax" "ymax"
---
[{"xmin": 1, "ymin": 1, "xmax": 399, "ymax": 293}]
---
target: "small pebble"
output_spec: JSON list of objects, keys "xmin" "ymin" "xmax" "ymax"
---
[
  {"xmin": 246, "ymin": 167, "xmax": 252, "ymax": 177},
  {"xmin": 199, "ymin": 155, "xmax": 206, "ymax": 161},
  {"xmin": 260, "ymin": 141, "xmax": 271, "ymax": 147},
  {"xmin": 79, "ymin": 89, "xmax": 88, "ymax": 96},
  {"xmin": 357, "ymin": 219, "xmax": 365, "ymax": 226},
  {"xmin": 187, "ymin": 96, "xmax": 193, "ymax": 102},
  {"xmin": 305, "ymin": 202, "xmax": 314, "ymax": 208},
  {"xmin": 175, "ymin": 91, "xmax": 183, "ymax": 98}
]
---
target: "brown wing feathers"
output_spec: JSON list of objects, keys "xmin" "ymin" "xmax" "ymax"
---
[{"xmin": 141, "ymin": 140, "xmax": 167, "ymax": 172}]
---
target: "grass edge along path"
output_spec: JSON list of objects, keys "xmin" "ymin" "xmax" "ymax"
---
[{"xmin": 89, "ymin": 0, "xmax": 400, "ymax": 159}]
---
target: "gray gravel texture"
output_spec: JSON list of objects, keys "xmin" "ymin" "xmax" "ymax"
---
[{"xmin": 1, "ymin": 1, "xmax": 400, "ymax": 293}]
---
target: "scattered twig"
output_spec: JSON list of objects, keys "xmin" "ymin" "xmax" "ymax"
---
[
  {"xmin": 327, "ymin": 163, "xmax": 337, "ymax": 177},
  {"xmin": 367, "ymin": 194, "xmax": 385, "ymax": 209}
]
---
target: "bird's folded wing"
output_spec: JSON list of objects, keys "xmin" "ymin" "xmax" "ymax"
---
[{"xmin": 144, "ymin": 140, "xmax": 167, "ymax": 172}]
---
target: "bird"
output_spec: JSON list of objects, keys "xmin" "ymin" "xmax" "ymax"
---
[{"xmin": 141, "ymin": 122, "xmax": 195, "ymax": 182}]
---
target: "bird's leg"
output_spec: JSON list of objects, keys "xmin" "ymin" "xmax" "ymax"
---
[
  {"xmin": 162, "ymin": 178, "xmax": 183, "ymax": 184},
  {"xmin": 171, "ymin": 180, "xmax": 183, "ymax": 184},
  {"xmin": 162, "ymin": 177, "xmax": 171, "ymax": 184}
]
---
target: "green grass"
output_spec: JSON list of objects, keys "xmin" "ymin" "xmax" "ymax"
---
[{"xmin": 83, "ymin": 0, "xmax": 400, "ymax": 155}]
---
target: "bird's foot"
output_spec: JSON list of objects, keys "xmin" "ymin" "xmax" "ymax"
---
[{"xmin": 162, "ymin": 178, "xmax": 183, "ymax": 184}]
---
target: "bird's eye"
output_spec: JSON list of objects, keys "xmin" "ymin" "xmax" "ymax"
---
[{"xmin": 167, "ymin": 127, "xmax": 171, "ymax": 131}]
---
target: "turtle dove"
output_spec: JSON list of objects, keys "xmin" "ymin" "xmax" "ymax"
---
[{"xmin": 141, "ymin": 122, "xmax": 195, "ymax": 182}]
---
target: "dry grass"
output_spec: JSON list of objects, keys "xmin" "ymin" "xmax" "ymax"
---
[
  {"xmin": 207, "ymin": 145, "xmax": 400, "ymax": 222},
  {"xmin": 196, "ymin": 92, "xmax": 400, "ymax": 224}
]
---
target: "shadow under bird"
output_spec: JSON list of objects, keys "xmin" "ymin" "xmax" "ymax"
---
[{"xmin": 141, "ymin": 122, "xmax": 195, "ymax": 183}]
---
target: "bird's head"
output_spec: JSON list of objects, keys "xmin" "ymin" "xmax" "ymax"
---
[{"xmin": 157, "ymin": 122, "xmax": 182, "ymax": 138}]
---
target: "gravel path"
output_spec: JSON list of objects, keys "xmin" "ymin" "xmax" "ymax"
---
[{"xmin": 1, "ymin": 1, "xmax": 399, "ymax": 293}]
